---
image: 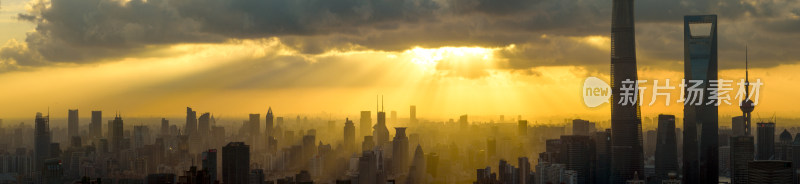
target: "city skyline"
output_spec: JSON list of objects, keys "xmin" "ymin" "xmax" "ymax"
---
[{"xmin": 1, "ymin": 0, "xmax": 800, "ymax": 183}]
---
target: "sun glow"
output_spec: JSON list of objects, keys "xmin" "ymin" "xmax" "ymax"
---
[{"xmin": 404, "ymin": 46, "xmax": 498, "ymax": 72}]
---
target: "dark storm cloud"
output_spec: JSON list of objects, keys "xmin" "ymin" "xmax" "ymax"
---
[
  {"xmin": 7, "ymin": 0, "xmax": 440, "ymax": 64},
  {"xmin": 2, "ymin": 0, "xmax": 800, "ymax": 71}
]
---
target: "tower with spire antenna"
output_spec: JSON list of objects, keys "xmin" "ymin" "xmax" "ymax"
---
[
  {"xmin": 374, "ymin": 95, "xmax": 390, "ymax": 146},
  {"xmin": 731, "ymin": 45, "xmax": 756, "ymax": 184}
]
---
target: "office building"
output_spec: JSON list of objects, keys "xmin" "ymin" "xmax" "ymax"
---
[
  {"xmin": 610, "ymin": 0, "xmax": 645, "ymax": 182},
  {"xmin": 572, "ymin": 119, "xmax": 591, "ymax": 136},
  {"xmin": 68, "ymin": 109, "xmax": 79, "ymax": 138},
  {"xmin": 392, "ymin": 127, "xmax": 409, "ymax": 175},
  {"xmin": 757, "ymin": 122, "xmax": 775, "ymax": 160},
  {"xmin": 185, "ymin": 107, "xmax": 197, "ymax": 136},
  {"xmin": 561, "ymin": 135, "xmax": 595, "ymax": 184},
  {"xmin": 91, "ymin": 111, "xmax": 102, "ymax": 138},
  {"xmin": 655, "ymin": 115, "xmax": 678, "ymax": 183},
  {"xmin": 223, "ymin": 142, "xmax": 250, "ymax": 184},
  {"xmin": 198, "ymin": 113, "xmax": 210, "ymax": 136},
  {"xmin": 203, "ymin": 149, "xmax": 218, "ymax": 182},
  {"xmin": 344, "ymin": 118, "xmax": 355, "ymax": 153},
  {"xmin": 360, "ymin": 111, "xmax": 372, "ymax": 138},
  {"xmin": 266, "ymin": 107, "xmax": 274, "ymax": 137},
  {"xmin": 34, "ymin": 112, "xmax": 51, "ymax": 171},
  {"xmin": 410, "ymin": 106, "xmax": 417, "ymax": 124},
  {"xmin": 683, "ymin": 14, "xmax": 719, "ymax": 184}
]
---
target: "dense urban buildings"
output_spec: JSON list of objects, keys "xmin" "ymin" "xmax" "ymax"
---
[{"xmin": 0, "ymin": 1, "xmax": 792, "ymax": 184}]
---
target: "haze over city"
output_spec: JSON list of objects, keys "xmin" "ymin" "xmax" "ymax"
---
[{"xmin": 0, "ymin": 0, "xmax": 800, "ymax": 183}]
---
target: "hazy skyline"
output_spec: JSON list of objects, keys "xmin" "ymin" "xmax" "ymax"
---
[{"xmin": 0, "ymin": 0, "xmax": 799, "ymax": 120}]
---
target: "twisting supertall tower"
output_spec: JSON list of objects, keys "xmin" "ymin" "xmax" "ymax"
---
[{"xmin": 610, "ymin": 0, "xmax": 644, "ymax": 182}]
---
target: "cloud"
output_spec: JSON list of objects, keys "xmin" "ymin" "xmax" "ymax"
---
[{"xmin": 2, "ymin": 0, "xmax": 800, "ymax": 72}]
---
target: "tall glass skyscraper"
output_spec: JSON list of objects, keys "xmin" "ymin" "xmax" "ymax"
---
[
  {"xmin": 683, "ymin": 15, "xmax": 719, "ymax": 184},
  {"xmin": 655, "ymin": 115, "xmax": 678, "ymax": 183},
  {"xmin": 610, "ymin": 0, "xmax": 644, "ymax": 182}
]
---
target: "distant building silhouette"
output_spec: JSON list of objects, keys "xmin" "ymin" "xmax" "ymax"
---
[
  {"xmin": 112, "ymin": 114, "xmax": 124, "ymax": 154},
  {"xmin": 360, "ymin": 111, "xmax": 372, "ymax": 138},
  {"xmin": 518, "ymin": 120, "xmax": 528, "ymax": 136},
  {"xmin": 68, "ymin": 109, "xmax": 79, "ymax": 138},
  {"xmin": 572, "ymin": 119, "xmax": 591, "ymax": 136},
  {"xmin": 757, "ymin": 122, "xmax": 775, "ymax": 160},
  {"xmin": 777, "ymin": 129, "xmax": 792, "ymax": 161},
  {"xmin": 655, "ymin": 115, "xmax": 678, "ymax": 183},
  {"xmin": 409, "ymin": 106, "xmax": 417, "ymax": 124},
  {"xmin": 392, "ymin": 127, "xmax": 409, "ymax": 175},
  {"xmin": 90, "ymin": 111, "xmax": 102, "ymax": 138},
  {"xmin": 265, "ymin": 107, "xmax": 274, "ymax": 137},
  {"xmin": 344, "ymin": 118, "xmax": 355, "ymax": 153},
  {"xmin": 198, "ymin": 113, "xmax": 210, "ymax": 136},
  {"xmin": 792, "ymin": 134, "xmax": 800, "ymax": 183},
  {"xmin": 374, "ymin": 98, "xmax": 390, "ymax": 146},
  {"xmin": 186, "ymin": 107, "xmax": 197, "ymax": 136},
  {"xmin": 34, "ymin": 112, "xmax": 51, "ymax": 171},
  {"xmin": 161, "ymin": 118, "xmax": 169, "ymax": 136}
]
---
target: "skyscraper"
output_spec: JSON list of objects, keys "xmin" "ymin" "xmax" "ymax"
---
[
  {"xmin": 683, "ymin": 14, "xmax": 719, "ymax": 184},
  {"xmin": 198, "ymin": 113, "xmax": 210, "ymax": 136},
  {"xmin": 792, "ymin": 134, "xmax": 800, "ymax": 183},
  {"xmin": 409, "ymin": 105, "xmax": 417, "ymax": 124},
  {"xmin": 112, "ymin": 114, "xmax": 124, "ymax": 154},
  {"xmin": 731, "ymin": 46, "xmax": 756, "ymax": 184},
  {"xmin": 265, "ymin": 107, "xmax": 274, "ymax": 137},
  {"xmin": 392, "ymin": 127, "xmax": 409, "ymax": 175},
  {"xmin": 777, "ymin": 129, "xmax": 792, "ymax": 160},
  {"xmin": 344, "ymin": 118, "xmax": 355, "ymax": 153},
  {"xmin": 223, "ymin": 142, "xmax": 250, "ymax": 184},
  {"xmin": 730, "ymin": 136, "xmax": 754, "ymax": 184},
  {"xmin": 518, "ymin": 120, "xmax": 528, "ymax": 136},
  {"xmin": 374, "ymin": 97, "xmax": 389, "ymax": 146},
  {"xmin": 561, "ymin": 135, "xmax": 595, "ymax": 184},
  {"xmin": 655, "ymin": 115, "xmax": 678, "ymax": 183},
  {"xmin": 248, "ymin": 114, "xmax": 260, "ymax": 137},
  {"xmin": 91, "ymin": 111, "xmax": 102, "ymax": 138},
  {"xmin": 68, "ymin": 109, "xmax": 79, "ymax": 138},
  {"xmin": 609, "ymin": 0, "xmax": 644, "ymax": 182},
  {"xmin": 360, "ymin": 111, "xmax": 372, "ymax": 138},
  {"xmin": 34, "ymin": 112, "xmax": 51, "ymax": 171},
  {"xmin": 203, "ymin": 149, "xmax": 218, "ymax": 182},
  {"xmin": 186, "ymin": 107, "xmax": 197, "ymax": 136},
  {"xmin": 594, "ymin": 129, "xmax": 612, "ymax": 184},
  {"xmin": 161, "ymin": 118, "xmax": 169, "ymax": 136},
  {"xmin": 756, "ymin": 122, "xmax": 775, "ymax": 160},
  {"xmin": 408, "ymin": 145, "xmax": 426, "ymax": 184},
  {"xmin": 572, "ymin": 119, "xmax": 591, "ymax": 136},
  {"xmin": 390, "ymin": 111, "xmax": 397, "ymax": 124}
]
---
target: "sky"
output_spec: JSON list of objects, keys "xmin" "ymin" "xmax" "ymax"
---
[{"xmin": 0, "ymin": 0, "xmax": 799, "ymax": 123}]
